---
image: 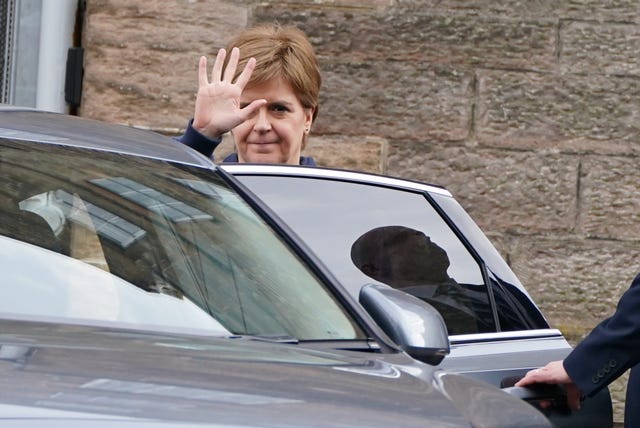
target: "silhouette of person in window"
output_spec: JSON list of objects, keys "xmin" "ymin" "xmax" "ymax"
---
[{"xmin": 350, "ymin": 225, "xmax": 477, "ymax": 335}]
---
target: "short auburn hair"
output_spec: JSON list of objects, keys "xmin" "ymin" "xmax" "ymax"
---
[{"xmin": 223, "ymin": 25, "xmax": 321, "ymax": 122}]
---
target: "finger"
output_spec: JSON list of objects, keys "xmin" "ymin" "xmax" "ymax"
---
[
  {"xmin": 198, "ymin": 56, "xmax": 209, "ymax": 87},
  {"xmin": 567, "ymin": 396, "xmax": 581, "ymax": 411},
  {"xmin": 223, "ymin": 47, "xmax": 239, "ymax": 83},
  {"xmin": 514, "ymin": 370, "xmax": 540, "ymax": 387},
  {"xmin": 238, "ymin": 99, "xmax": 267, "ymax": 120},
  {"xmin": 235, "ymin": 57, "xmax": 257, "ymax": 90},
  {"xmin": 211, "ymin": 48, "xmax": 226, "ymax": 83},
  {"xmin": 514, "ymin": 377, "xmax": 531, "ymax": 387},
  {"xmin": 537, "ymin": 400, "xmax": 553, "ymax": 409},
  {"xmin": 566, "ymin": 384, "xmax": 583, "ymax": 411}
]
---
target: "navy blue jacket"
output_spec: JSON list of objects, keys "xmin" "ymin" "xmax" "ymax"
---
[
  {"xmin": 564, "ymin": 272, "xmax": 640, "ymax": 427},
  {"xmin": 176, "ymin": 120, "xmax": 316, "ymax": 166}
]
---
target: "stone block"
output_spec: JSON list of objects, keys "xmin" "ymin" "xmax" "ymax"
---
[
  {"xmin": 506, "ymin": 235, "xmax": 639, "ymax": 331},
  {"xmin": 477, "ymin": 70, "xmax": 640, "ymax": 154},
  {"xmin": 305, "ymin": 136, "xmax": 386, "ymax": 172},
  {"xmin": 386, "ymin": 142, "xmax": 579, "ymax": 234},
  {"xmin": 561, "ymin": 21, "xmax": 640, "ymax": 76},
  {"xmin": 578, "ymin": 155, "xmax": 640, "ymax": 240},
  {"xmin": 81, "ymin": 0, "xmax": 247, "ymax": 127},
  {"xmin": 249, "ymin": 0, "xmax": 392, "ymax": 8},
  {"xmin": 252, "ymin": 4, "xmax": 556, "ymax": 69},
  {"xmin": 395, "ymin": 0, "xmax": 640, "ymax": 21},
  {"xmin": 314, "ymin": 61, "xmax": 473, "ymax": 141},
  {"xmin": 553, "ymin": 0, "xmax": 640, "ymax": 21}
]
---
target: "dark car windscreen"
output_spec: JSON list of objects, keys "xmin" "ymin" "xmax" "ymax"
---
[{"xmin": 0, "ymin": 140, "xmax": 363, "ymax": 341}]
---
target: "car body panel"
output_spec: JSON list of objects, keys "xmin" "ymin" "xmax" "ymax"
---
[
  {"xmin": 0, "ymin": 319, "xmax": 557, "ymax": 428},
  {"xmin": 0, "ymin": 319, "xmax": 467, "ymax": 428},
  {"xmin": 0, "ymin": 106, "xmax": 211, "ymax": 167}
]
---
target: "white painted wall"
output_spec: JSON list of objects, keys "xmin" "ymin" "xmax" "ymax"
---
[{"xmin": 35, "ymin": 0, "xmax": 77, "ymax": 113}]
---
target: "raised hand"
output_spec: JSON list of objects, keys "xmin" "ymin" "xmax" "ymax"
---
[{"xmin": 192, "ymin": 47, "xmax": 266, "ymax": 139}]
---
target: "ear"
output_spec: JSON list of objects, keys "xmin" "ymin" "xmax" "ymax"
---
[
  {"xmin": 301, "ymin": 108, "xmax": 314, "ymax": 150},
  {"xmin": 304, "ymin": 107, "xmax": 314, "ymax": 132}
]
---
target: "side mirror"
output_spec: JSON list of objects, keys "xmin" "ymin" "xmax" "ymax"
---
[{"xmin": 359, "ymin": 283, "xmax": 450, "ymax": 365}]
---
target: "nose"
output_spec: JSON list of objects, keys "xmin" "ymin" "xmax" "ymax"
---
[{"xmin": 253, "ymin": 107, "xmax": 271, "ymax": 132}]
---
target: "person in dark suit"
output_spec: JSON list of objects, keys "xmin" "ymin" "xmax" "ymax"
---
[{"xmin": 516, "ymin": 272, "xmax": 640, "ymax": 428}]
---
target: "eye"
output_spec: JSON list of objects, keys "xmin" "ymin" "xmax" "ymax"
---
[{"xmin": 271, "ymin": 103, "xmax": 290, "ymax": 113}]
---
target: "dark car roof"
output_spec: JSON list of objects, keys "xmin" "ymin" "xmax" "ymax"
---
[{"xmin": 0, "ymin": 106, "xmax": 211, "ymax": 167}]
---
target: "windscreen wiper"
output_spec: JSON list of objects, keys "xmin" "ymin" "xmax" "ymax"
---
[{"xmin": 242, "ymin": 334, "xmax": 299, "ymax": 344}]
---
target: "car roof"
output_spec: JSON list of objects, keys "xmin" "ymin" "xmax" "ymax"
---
[
  {"xmin": 0, "ymin": 106, "xmax": 213, "ymax": 168},
  {"xmin": 220, "ymin": 163, "xmax": 453, "ymax": 197}
]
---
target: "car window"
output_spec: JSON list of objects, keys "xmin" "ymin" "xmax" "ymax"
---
[
  {"xmin": 237, "ymin": 176, "xmax": 498, "ymax": 335},
  {"xmin": 0, "ymin": 140, "xmax": 364, "ymax": 341},
  {"xmin": 430, "ymin": 193, "xmax": 548, "ymax": 331}
]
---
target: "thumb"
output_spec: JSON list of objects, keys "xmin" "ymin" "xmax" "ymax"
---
[{"xmin": 239, "ymin": 99, "xmax": 267, "ymax": 119}]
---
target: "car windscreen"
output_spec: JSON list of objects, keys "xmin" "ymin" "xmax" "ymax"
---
[{"xmin": 0, "ymin": 140, "xmax": 363, "ymax": 340}]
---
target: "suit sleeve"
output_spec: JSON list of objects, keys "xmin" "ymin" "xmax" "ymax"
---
[
  {"xmin": 563, "ymin": 273, "xmax": 640, "ymax": 397},
  {"xmin": 175, "ymin": 119, "xmax": 222, "ymax": 159}
]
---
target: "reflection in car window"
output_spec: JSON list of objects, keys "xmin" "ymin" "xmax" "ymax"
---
[
  {"xmin": 237, "ymin": 176, "xmax": 496, "ymax": 335},
  {"xmin": 351, "ymin": 226, "xmax": 480, "ymax": 335},
  {"xmin": 0, "ymin": 141, "xmax": 363, "ymax": 341}
]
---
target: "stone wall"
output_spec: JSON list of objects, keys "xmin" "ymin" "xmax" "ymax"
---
[{"xmin": 80, "ymin": 1, "xmax": 640, "ymax": 423}]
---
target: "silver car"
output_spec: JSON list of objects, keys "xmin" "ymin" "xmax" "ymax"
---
[{"xmin": 0, "ymin": 106, "xmax": 552, "ymax": 427}]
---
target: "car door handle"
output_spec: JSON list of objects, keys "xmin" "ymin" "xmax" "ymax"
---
[
  {"xmin": 502, "ymin": 384, "xmax": 571, "ymax": 415},
  {"xmin": 500, "ymin": 375, "xmax": 570, "ymax": 413}
]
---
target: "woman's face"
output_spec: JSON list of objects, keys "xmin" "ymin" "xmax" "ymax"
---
[{"xmin": 233, "ymin": 76, "xmax": 313, "ymax": 164}]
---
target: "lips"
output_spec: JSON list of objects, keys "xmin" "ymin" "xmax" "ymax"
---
[
  {"xmin": 248, "ymin": 140, "xmax": 277, "ymax": 145},
  {"xmin": 248, "ymin": 140, "xmax": 278, "ymax": 153}
]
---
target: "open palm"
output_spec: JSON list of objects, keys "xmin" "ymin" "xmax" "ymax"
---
[{"xmin": 192, "ymin": 47, "xmax": 265, "ymax": 138}]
